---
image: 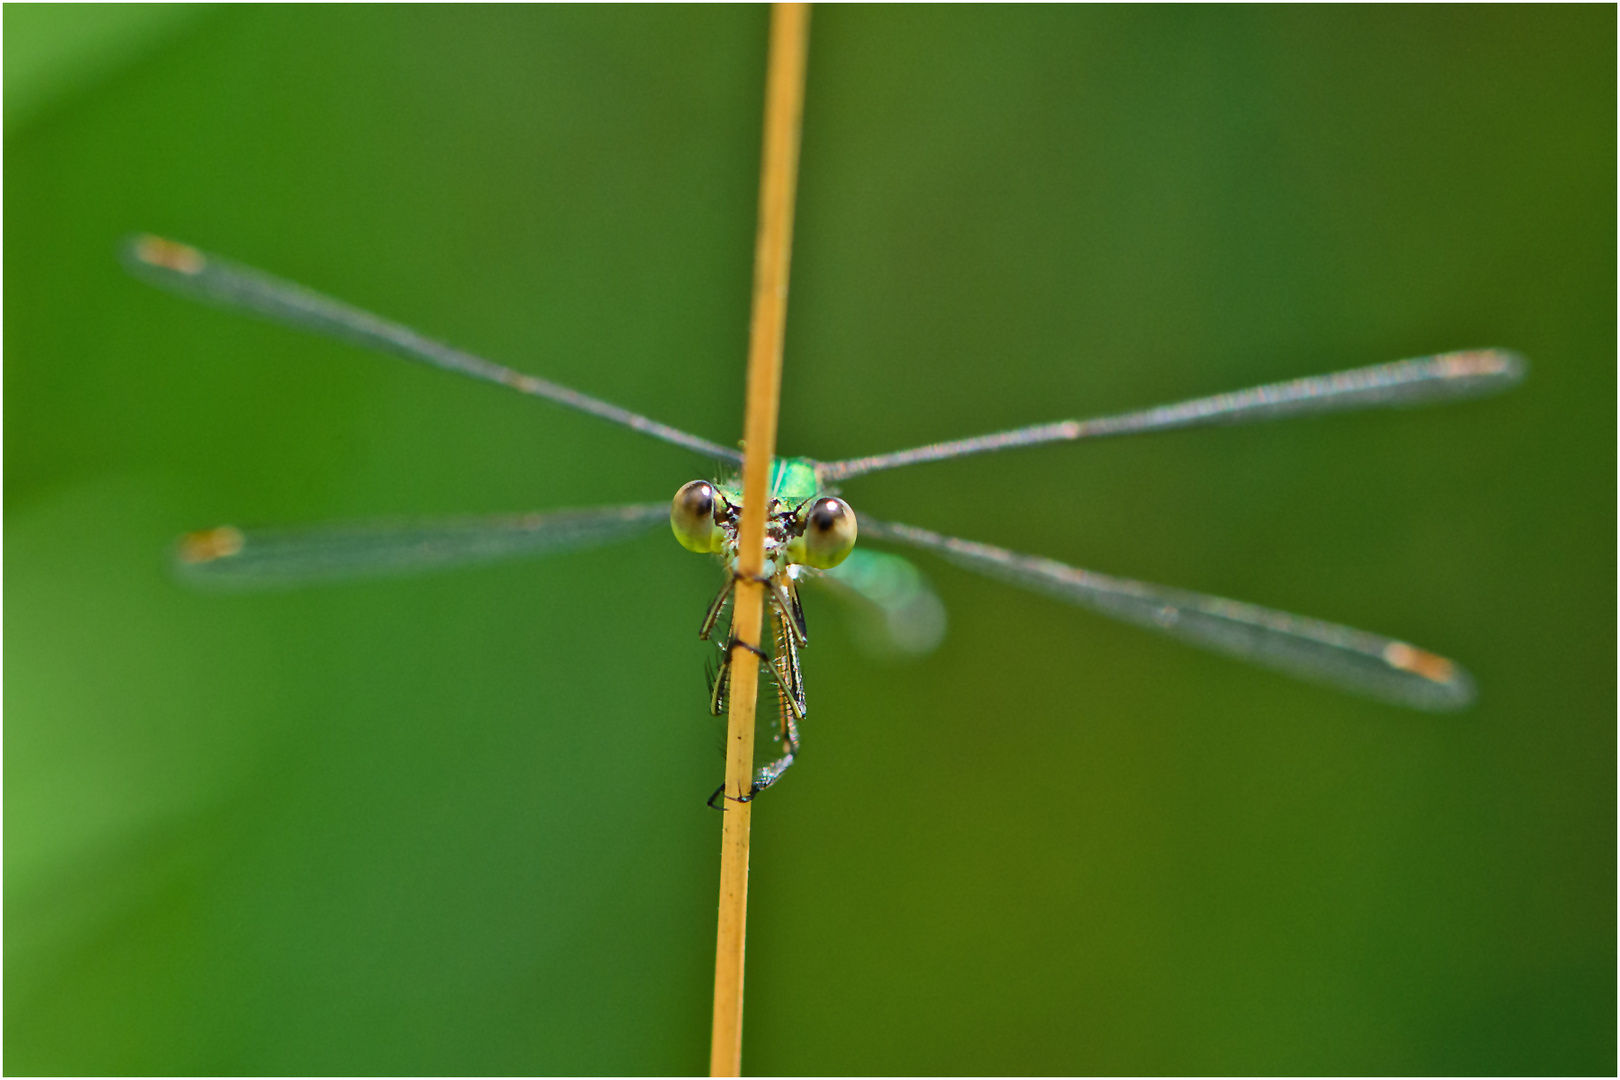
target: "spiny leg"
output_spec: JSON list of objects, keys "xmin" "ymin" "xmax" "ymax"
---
[
  {"xmin": 701, "ymin": 566, "xmax": 807, "ymax": 648},
  {"xmin": 708, "ymin": 636, "xmax": 804, "ymax": 724},
  {"xmin": 759, "ymin": 608, "xmax": 806, "ymax": 784},
  {"xmin": 767, "ymin": 576, "xmax": 808, "ymax": 646},
  {"xmin": 726, "ymin": 606, "xmax": 805, "ymax": 805},
  {"xmin": 706, "ymin": 649, "xmax": 731, "ymax": 719},
  {"xmin": 707, "ymin": 583, "xmax": 808, "ymax": 808},
  {"xmin": 698, "ymin": 573, "xmax": 736, "ymax": 641}
]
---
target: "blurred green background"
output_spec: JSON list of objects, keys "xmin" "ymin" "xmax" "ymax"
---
[{"xmin": 6, "ymin": 6, "xmax": 1613, "ymax": 1075}]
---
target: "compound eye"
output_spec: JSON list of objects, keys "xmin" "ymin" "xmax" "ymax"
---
[
  {"xmin": 800, "ymin": 496, "xmax": 857, "ymax": 569},
  {"xmin": 671, "ymin": 480, "xmax": 724, "ymax": 554}
]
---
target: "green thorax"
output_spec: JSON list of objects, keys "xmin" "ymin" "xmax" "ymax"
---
[{"xmin": 715, "ymin": 457, "xmax": 822, "ymax": 508}]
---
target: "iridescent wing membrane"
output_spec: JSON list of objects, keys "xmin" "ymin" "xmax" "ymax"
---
[{"xmin": 126, "ymin": 236, "xmax": 1522, "ymax": 710}]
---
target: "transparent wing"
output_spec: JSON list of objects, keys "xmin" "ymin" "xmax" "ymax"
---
[
  {"xmin": 860, "ymin": 518, "xmax": 1475, "ymax": 711},
  {"xmin": 804, "ymin": 548, "xmax": 947, "ymax": 657},
  {"xmin": 817, "ymin": 350, "xmax": 1525, "ymax": 481},
  {"xmin": 175, "ymin": 503, "xmax": 670, "ymax": 589},
  {"xmin": 123, "ymin": 235, "xmax": 742, "ymax": 464}
]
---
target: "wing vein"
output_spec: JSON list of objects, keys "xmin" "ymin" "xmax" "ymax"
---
[
  {"xmin": 860, "ymin": 517, "xmax": 1475, "ymax": 711},
  {"xmin": 818, "ymin": 350, "xmax": 1524, "ymax": 481},
  {"xmin": 124, "ymin": 236, "xmax": 742, "ymax": 463}
]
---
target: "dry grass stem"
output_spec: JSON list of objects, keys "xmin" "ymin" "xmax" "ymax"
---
[{"xmin": 709, "ymin": 4, "xmax": 810, "ymax": 1076}]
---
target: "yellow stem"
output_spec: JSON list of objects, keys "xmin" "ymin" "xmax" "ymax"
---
[{"xmin": 709, "ymin": 4, "xmax": 809, "ymax": 1077}]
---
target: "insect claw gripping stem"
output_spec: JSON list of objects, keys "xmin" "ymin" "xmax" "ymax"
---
[
  {"xmin": 707, "ymin": 783, "xmax": 765, "ymax": 811},
  {"xmin": 731, "ymin": 639, "xmax": 772, "ymax": 663}
]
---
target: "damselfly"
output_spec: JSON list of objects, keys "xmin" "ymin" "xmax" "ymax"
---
[{"xmin": 125, "ymin": 235, "xmax": 1523, "ymax": 802}]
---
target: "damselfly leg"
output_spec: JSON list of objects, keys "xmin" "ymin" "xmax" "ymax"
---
[{"xmin": 705, "ymin": 576, "xmax": 807, "ymax": 807}]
